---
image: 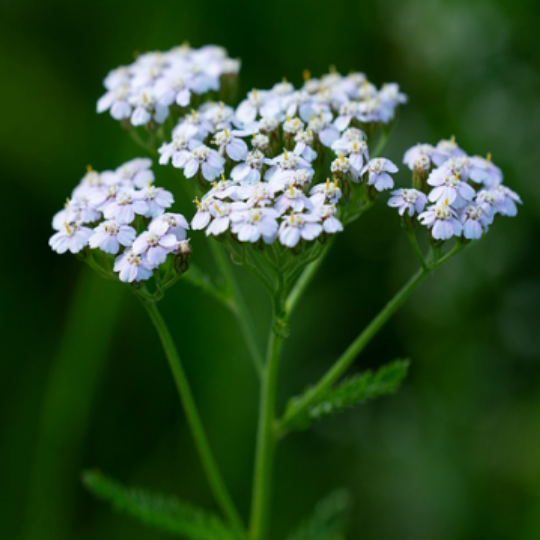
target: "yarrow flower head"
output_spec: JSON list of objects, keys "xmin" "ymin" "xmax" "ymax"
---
[
  {"xmin": 97, "ymin": 44, "xmax": 240, "ymax": 128},
  {"xmin": 389, "ymin": 137, "xmax": 521, "ymax": 244},
  {"xmin": 49, "ymin": 159, "xmax": 191, "ymax": 285}
]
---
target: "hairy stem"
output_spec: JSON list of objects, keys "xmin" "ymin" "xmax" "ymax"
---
[
  {"xmin": 249, "ymin": 317, "xmax": 283, "ymax": 540},
  {"xmin": 141, "ymin": 299, "xmax": 245, "ymax": 534}
]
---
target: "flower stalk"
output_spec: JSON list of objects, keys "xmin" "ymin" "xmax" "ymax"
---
[{"xmin": 140, "ymin": 298, "xmax": 245, "ymax": 534}]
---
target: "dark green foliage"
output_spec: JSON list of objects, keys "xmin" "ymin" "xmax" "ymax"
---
[
  {"xmin": 283, "ymin": 360, "xmax": 409, "ymax": 432},
  {"xmin": 82, "ymin": 471, "xmax": 241, "ymax": 540},
  {"xmin": 287, "ymin": 490, "xmax": 351, "ymax": 540}
]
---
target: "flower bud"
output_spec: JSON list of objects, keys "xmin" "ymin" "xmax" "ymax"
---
[{"xmin": 412, "ymin": 156, "xmax": 431, "ymax": 192}]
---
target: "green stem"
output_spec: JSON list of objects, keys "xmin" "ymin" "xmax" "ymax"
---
[
  {"xmin": 279, "ymin": 266, "xmax": 429, "ymax": 432},
  {"xmin": 249, "ymin": 317, "xmax": 283, "ymax": 540},
  {"xmin": 209, "ymin": 240, "xmax": 265, "ymax": 378},
  {"xmin": 285, "ymin": 242, "xmax": 332, "ymax": 317},
  {"xmin": 141, "ymin": 299, "xmax": 245, "ymax": 534},
  {"xmin": 406, "ymin": 229, "xmax": 429, "ymax": 272}
]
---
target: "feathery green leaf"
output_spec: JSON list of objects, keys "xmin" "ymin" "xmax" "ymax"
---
[
  {"xmin": 286, "ymin": 490, "xmax": 351, "ymax": 540},
  {"xmin": 282, "ymin": 359, "xmax": 409, "ymax": 433},
  {"xmin": 82, "ymin": 470, "xmax": 242, "ymax": 540}
]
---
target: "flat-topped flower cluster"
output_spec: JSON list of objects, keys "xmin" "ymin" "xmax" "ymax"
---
[
  {"xmin": 389, "ymin": 137, "xmax": 521, "ymax": 240},
  {"xmin": 157, "ymin": 69, "xmax": 406, "ymax": 246},
  {"xmin": 49, "ymin": 42, "xmax": 522, "ymax": 289},
  {"xmin": 49, "ymin": 158, "xmax": 191, "ymax": 282},
  {"xmin": 97, "ymin": 44, "xmax": 240, "ymax": 127}
]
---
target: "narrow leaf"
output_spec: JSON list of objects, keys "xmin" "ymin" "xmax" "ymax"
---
[
  {"xmin": 82, "ymin": 470, "xmax": 241, "ymax": 540},
  {"xmin": 282, "ymin": 359, "xmax": 409, "ymax": 432},
  {"xmin": 287, "ymin": 490, "xmax": 351, "ymax": 540}
]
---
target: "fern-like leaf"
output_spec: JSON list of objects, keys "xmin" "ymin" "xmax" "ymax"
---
[
  {"xmin": 82, "ymin": 470, "xmax": 241, "ymax": 540},
  {"xmin": 282, "ymin": 359, "xmax": 409, "ymax": 432},
  {"xmin": 287, "ymin": 490, "xmax": 351, "ymax": 540}
]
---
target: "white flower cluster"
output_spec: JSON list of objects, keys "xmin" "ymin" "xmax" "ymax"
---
[
  {"xmin": 49, "ymin": 158, "xmax": 191, "ymax": 282},
  {"xmin": 158, "ymin": 70, "xmax": 405, "ymax": 247},
  {"xmin": 389, "ymin": 138, "xmax": 521, "ymax": 240},
  {"xmin": 97, "ymin": 44, "xmax": 240, "ymax": 127}
]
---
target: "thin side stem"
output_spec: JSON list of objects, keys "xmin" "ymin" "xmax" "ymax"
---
[
  {"xmin": 279, "ymin": 267, "xmax": 428, "ymax": 432},
  {"xmin": 249, "ymin": 319, "xmax": 283, "ymax": 540},
  {"xmin": 406, "ymin": 229, "xmax": 429, "ymax": 271},
  {"xmin": 141, "ymin": 299, "xmax": 245, "ymax": 534},
  {"xmin": 209, "ymin": 240, "xmax": 265, "ymax": 377},
  {"xmin": 285, "ymin": 242, "xmax": 332, "ymax": 317}
]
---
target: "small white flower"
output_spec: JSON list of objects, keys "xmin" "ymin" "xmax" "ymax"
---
[
  {"xmin": 431, "ymin": 137, "xmax": 467, "ymax": 167},
  {"xmin": 314, "ymin": 203, "xmax": 344, "ymax": 234},
  {"xmin": 427, "ymin": 171, "xmax": 475, "ymax": 207},
  {"xmin": 362, "ymin": 158, "xmax": 399, "ymax": 191},
  {"xmin": 460, "ymin": 204, "xmax": 491, "ymax": 240},
  {"xmin": 274, "ymin": 185, "xmax": 313, "ymax": 214},
  {"xmin": 357, "ymin": 97, "xmax": 382, "ymax": 123},
  {"xmin": 235, "ymin": 89, "xmax": 270, "ymax": 124},
  {"xmin": 103, "ymin": 188, "xmax": 148, "ymax": 224},
  {"xmin": 475, "ymin": 189, "xmax": 498, "ymax": 219},
  {"xmin": 310, "ymin": 179, "xmax": 342, "ymax": 204},
  {"xmin": 72, "ymin": 166, "xmax": 113, "ymax": 198},
  {"xmin": 154, "ymin": 71, "xmax": 193, "ymax": 108},
  {"xmin": 438, "ymin": 156, "xmax": 471, "ymax": 182},
  {"xmin": 230, "ymin": 207, "xmax": 279, "ymax": 243},
  {"xmin": 183, "ymin": 144, "xmax": 225, "ymax": 181},
  {"xmin": 139, "ymin": 184, "xmax": 174, "ymax": 218},
  {"xmin": 387, "ymin": 188, "xmax": 427, "ymax": 216},
  {"xmin": 332, "ymin": 138, "xmax": 369, "ymax": 173},
  {"xmin": 307, "ymin": 113, "xmax": 339, "ymax": 148},
  {"xmin": 49, "ymin": 222, "xmax": 93, "ymax": 254},
  {"xmin": 236, "ymin": 182, "xmax": 274, "ymax": 208},
  {"xmin": 114, "ymin": 250, "xmax": 154, "ymax": 282},
  {"xmin": 418, "ymin": 199, "xmax": 462, "ymax": 240},
  {"xmin": 132, "ymin": 224, "xmax": 178, "ymax": 266},
  {"xmin": 231, "ymin": 150, "xmax": 265, "ymax": 185},
  {"xmin": 55, "ymin": 196, "xmax": 101, "ymax": 226},
  {"xmin": 278, "ymin": 213, "xmax": 322, "ymax": 247},
  {"xmin": 293, "ymin": 130, "xmax": 317, "ymax": 162},
  {"xmin": 378, "ymin": 83, "xmax": 407, "ymax": 122},
  {"xmin": 331, "ymin": 154, "xmax": 353, "ymax": 178},
  {"xmin": 97, "ymin": 83, "xmax": 132, "ymax": 120},
  {"xmin": 491, "ymin": 185, "xmax": 522, "ymax": 217},
  {"xmin": 129, "ymin": 89, "xmax": 169, "ymax": 126},
  {"xmin": 403, "ymin": 144, "xmax": 435, "ymax": 170},
  {"xmin": 89, "ymin": 220, "xmax": 136, "ymax": 254},
  {"xmin": 469, "ymin": 154, "xmax": 503, "ymax": 188},
  {"xmin": 115, "ymin": 158, "xmax": 155, "ymax": 188},
  {"xmin": 283, "ymin": 116, "xmax": 305, "ymax": 135},
  {"xmin": 213, "ymin": 128, "xmax": 249, "ymax": 161},
  {"xmin": 206, "ymin": 201, "xmax": 234, "ymax": 236},
  {"xmin": 131, "ymin": 52, "xmax": 166, "ymax": 89},
  {"xmin": 333, "ymin": 101, "xmax": 359, "ymax": 131},
  {"xmin": 203, "ymin": 101, "xmax": 236, "ymax": 130},
  {"xmin": 207, "ymin": 177, "xmax": 240, "ymax": 200},
  {"xmin": 265, "ymin": 149, "xmax": 313, "ymax": 191},
  {"xmin": 159, "ymin": 126, "xmax": 202, "ymax": 168},
  {"xmin": 182, "ymin": 109, "xmax": 215, "ymax": 140},
  {"xmin": 150, "ymin": 212, "xmax": 190, "ymax": 240},
  {"xmin": 191, "ymin": 196, "xmax": 215, "ymax": 230}
]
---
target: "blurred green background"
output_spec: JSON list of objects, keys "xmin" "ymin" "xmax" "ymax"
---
[{"xmin": 1, "ymin": 0, "xmax": 540, "ymax": 538}]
